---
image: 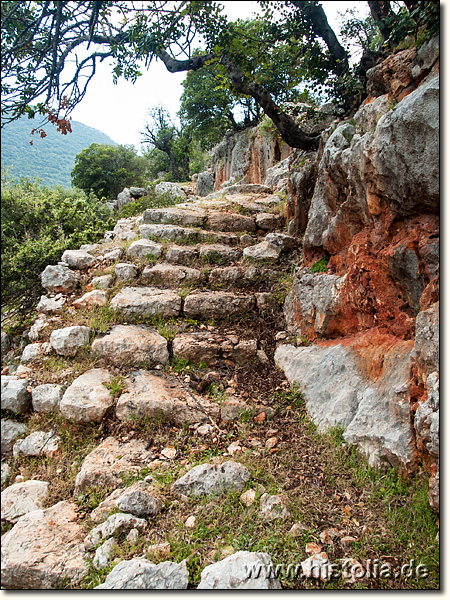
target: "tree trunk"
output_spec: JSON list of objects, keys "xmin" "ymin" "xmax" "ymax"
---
[{"xmin": 368, "ymin": 1, "xmax": 397, "ymax": 46}]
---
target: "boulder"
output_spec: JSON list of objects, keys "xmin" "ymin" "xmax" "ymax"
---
[
  {"xmin": 13, "ymin": 430, "xmax": 61, "ymax": 458},
  {"xmin": 116, "ymin": 188, "xmax": 133, "ymax": 210},
  {"xmin": 275, "ymin": 339, "xmax": 416, "ymax": 468},
  {"xmin": 28, "ymin": 316, "xmax": 50, "ymax": 341},
  {"xmin": 243, "ymin": 242, "xmax": 280, "ymax": 261},
  {"xmin": 1, "ymin": 419, "xmax": 27, "ymax": 454},
  {"xmin": 1, "ymin": 330, "xmax": 11, "ymax": 355},
  {"xmin": 116, "ymin": 370, "xmax": 219, "ymax": 425},
  {"xmin": 172, "ymin": 461, "xmax": 250, "ymax": 497},
  {"xmin": 101, "ymin": 247, "xmax": 124, "ymax": 262},
  {"xmin": 126, "ymin": 239, "xmax": 164, "ymax": 260},
  {"xmin": 1, "ymin": 480, "xmax": 50, "ymax": 523},
  {"xmin": 0, "ymin": 501, "xmax": 88, "ymax": 589},
  {"xmin": 59, "ymin": 368, "xmax": 113, "ymax": 423},
  {"xmin": 198, "ymin": 551, "xmax": 281, "ymax": 589},
  {"xmin": 91, "ymin": 325, "xmax": 169, "ymax": 367},
  {"xmin": 20, "ymin": 342, "xmax": 44, "ymax": 364},
  {"xmin": 95, "ymin": 559, "xmax": 189, "ymax": 590},
  {"xmin": 110, "ymin": 287, "xmax": 182, "ymax": 320},
  {"xmin": 1, "ymin": 376, "xmax": 31, "ymax": 413},
  {"xmin": 41, "ymin": 264, "xmax": 80, "ymax": 294},
  {"xmin": 255, "ymin": 212, "xmax": 285, "ymax": 231},
  {"xmin": 61, "ymin": 249, "xmax": 96, "ymax": 270},
  {"xmin": 155, "ymin": 182, "xmax": 187, "ymax": 201},
  {"xmin": 264, "ymin": 157, "xmax": 290, "ymax": 190},
  {"xmin": 116, "ymin": 488, "xmax": 163, "ymax": 519},
  {"xmin": 50, "ymin": 325, "xmax": 90, "ymax": 357},
  {"xmin": 31, "ymin": 384, "xmax": 63, "ymax": 413},
  {"xmin": 183, "ymin": 291, "xmax": 255, "ymax": 320},
  {"xmin": 74, "ymin": 437, "xmax": 154, "ymax": 494},
  {"xmin": 90, "ymin": 481, "xmax": 161, "ymax": 523}
]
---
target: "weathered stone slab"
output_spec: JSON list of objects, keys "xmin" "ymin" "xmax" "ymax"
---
[
  {"xmin": 59, "ymin": 368, "xmax": 113, "ymax": 423},
  {"xmin": 95, "ymin": 559, "xmax": 189, "ymax": 590},
  {"xmin": 61, "ymin": 249, "xmax": 96, "ymax": 270},
  {"xmin": 198, "ymin": 230, "xmax": 239, "ymax": 245},
  {"xmin": 172, "ymin": 461, "xmax": 250, "ymax": 497},
  {"xmin": 84, "ymin": 512, "xmax": 147, "ymax": 550},
  {"xmin": 92, "ymin": 325, "xmax": 169, "ymax": 367},
  {"xmin": 91, "ymin": 275, "xmax": 114, "ymax": 290},
  {"xmin": 115, "ymin": 262, "xmax": 139, "ymax": 280},
  {"xmin": 143, "ymin": 207, "xmax": 205, "ymax": 227},
  {"xmin": 183, "ymin": 291, "xmax": 255, "ymax": 320},
  {"xmin": 0, "ymin": 501, "xmax": 88, "ymax": 589},
  {"xmin": 139, "ymin": 224, "xmax": 197, "ymax": 242},
  {"xmin": 1, "ymin": 376, "xmax": 31, "ymax": 414},
  {"xmin": 198, "ymin": 551, "xmax": 281, "ymax": 589},
  {"xmin": 1, "ymin": 480, "xmax": 50, "ymax": 523},
  {"xmin": 116, "ymin": 370, "xmax": 219, "ymax": 425},
  {"xmin": 172, "ymin": 333, "xmax": 257, "ymax": 365},
  {"xmin": 243, "ymin": 242, "xmax": 280, "ymax": 261},
  {"xmin": 50, "ymin": 325, "xmax": 91, "ymax": 357},
  {"xmin": 126, "ymin": 239, "xmax": 163, "ymax": 260},
  {"xmin": 36, "ymin": 293, "xmax": 66, "ymax": 314},
  {"xmin": 255, "ymin": 212, "xmax": 285, "ymax": 230},
  {"xmin": 21, "ymin": 343, "xmax": 44, "ymax": 364},
  {"xmin": 142, "ymin": 263, "xmax": 205, "ymax": 287},
  {"xmin": 110, "ymin": 287, "xmax": 182, "ymax": 319},
  {"xmin": 41, "ymin": 264, "xmax": 80, "ymax": 294},
  {"xmin": 90, "ymin": 481, "xmax": 161, "ymax": 523},
  {"xmin": 74, "ymin": 437, "xmax": 154, "ymax": 495}
]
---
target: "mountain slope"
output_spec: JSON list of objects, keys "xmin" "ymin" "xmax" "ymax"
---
[{"xmin": 1, "ymin": 117, "xmax": 118, "ymax": 188}]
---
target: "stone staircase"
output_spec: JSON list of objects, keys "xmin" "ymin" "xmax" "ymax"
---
[{"xmin": 1, "ymin": 185, "xmax": 304, "ymax": 589}]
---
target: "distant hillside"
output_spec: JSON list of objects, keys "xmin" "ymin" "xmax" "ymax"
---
[{"xmin": 1, "ymin": 117, "xmax": 118, "ymax": 188}]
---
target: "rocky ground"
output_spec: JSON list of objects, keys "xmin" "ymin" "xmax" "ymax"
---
[{"xmin": 1, "ymin": 183, "xmax": 439, "ymax": 589}]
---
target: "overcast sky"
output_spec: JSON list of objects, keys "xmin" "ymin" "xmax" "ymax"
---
[{"xmin": 69, "ymin": 1, "xmax": 370, "ymax": 150}]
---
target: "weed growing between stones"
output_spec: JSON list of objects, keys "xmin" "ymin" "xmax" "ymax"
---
[{"xmin": 310, "ymin": 256, "xmax": 330, "ymax": 273}]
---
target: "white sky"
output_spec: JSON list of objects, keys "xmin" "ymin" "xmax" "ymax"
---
[{"xmin": 70, "ymin": 1, "xmax": 370, "ymax": 151}]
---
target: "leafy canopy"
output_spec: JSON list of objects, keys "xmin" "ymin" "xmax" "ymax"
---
[{"xmin": 71, "ymin": 143, "xmax": 149, "ymax": 199}]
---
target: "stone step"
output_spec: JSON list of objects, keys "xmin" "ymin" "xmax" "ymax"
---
[
  {"xmin": 206, "ymin": 211, "xmax": 256, "ymax": 233},
  {"xmin": 183, "ymin": 291, "xmax": 255, "ymax": 320},
  {"xmin": 109, "ymin": 287, "xmax": 182, "ymax": 320},
  {"xmin": 172, "ymin": 332, "xmax": 258, "ymax": 366},
  {"xmin": 142, "ymin": 263, "xmax": 206, "ymax": 287},
  {"xmin": 199, "ymin": 244, "xmax": 242, "ymax": 264},
  {"xmin": 139, "ymin": 224, "xmax": 239, "ymax": 246},
  {"xmin": 142, "ymin": 207, "xmax": 206, "ymax": 227}
]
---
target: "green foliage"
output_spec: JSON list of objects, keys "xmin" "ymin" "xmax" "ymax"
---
[
  {"xmin": 71, "ymin": 143, "xmax": 149, "ymax": 199},
  {"xmin": 310, "ymin": 256, "xmax": 330, "ymax": 273},
  {"xmin": 1, "ymin": 171, "xmax": 114, "ymax": 317}
]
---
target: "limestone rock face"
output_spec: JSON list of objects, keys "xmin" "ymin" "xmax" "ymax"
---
[
  {"xmin": 1, "ymin": 480, "xmax": 50, "ymax": 523},
  {"xmin": 50, "ymin": 325, "xmax": 90, "ymax": 357},
  {"xmin": 59, "ymin": 368, "xmax": 113, "ymax": 423},
  {"xmin": 40, "ymin": 264, "xmax": 80, "ymax": 294},
  {"xmin": 1, "ymin": 419, "xmax": 27, "ymax": 454},
  {"xmin": 92, "ymin": 325, "xmax": 169, "ymax": 367},
  {"xmin": 110, "ymin": 287, "xmax": 182, "ymax": 319},
  {"xmin": 275, "ymin": 339, "xmax": 416, "ymax": 468},
  {"xmin": 172, "ymin": 461, "xmax": 250, "ymax": 497},
  {"xmin": 198, "ymin": 551, "xmax": 282, "ymax": 589},
  {"xmin": 415, "ymin": 302, "xmax": 439, "ymax": 381},
  {"xmin": 1, "ymin": 376, "xmax": 31, "ymax": 414},
  {"xmin": 1, "ymin": 501, "xmax": 88, "ymax": 589},
  {"xmin": 116, "ymin": 370, "xmax": 219, "ymax": 425},
  {"xmin": 74, "ymin": 436, "xmax": 154, "ymax": 495},
  {"xmin": 95, "ymin": 559, "xmax": 189, "ymax": 590},
  {"xmin": 61, "ymin": 249, "xmax": 96, "ymax": 270}
]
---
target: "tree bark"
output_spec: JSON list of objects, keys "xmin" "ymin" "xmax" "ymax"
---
[{"xmin": 368, "ymin": 1, "xmax": 396, "ymax": 46}]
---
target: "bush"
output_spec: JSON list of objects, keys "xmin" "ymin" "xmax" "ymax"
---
[{"xmin": 1, "ymin": 171, "xmax": 115, "ymax": 320}]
